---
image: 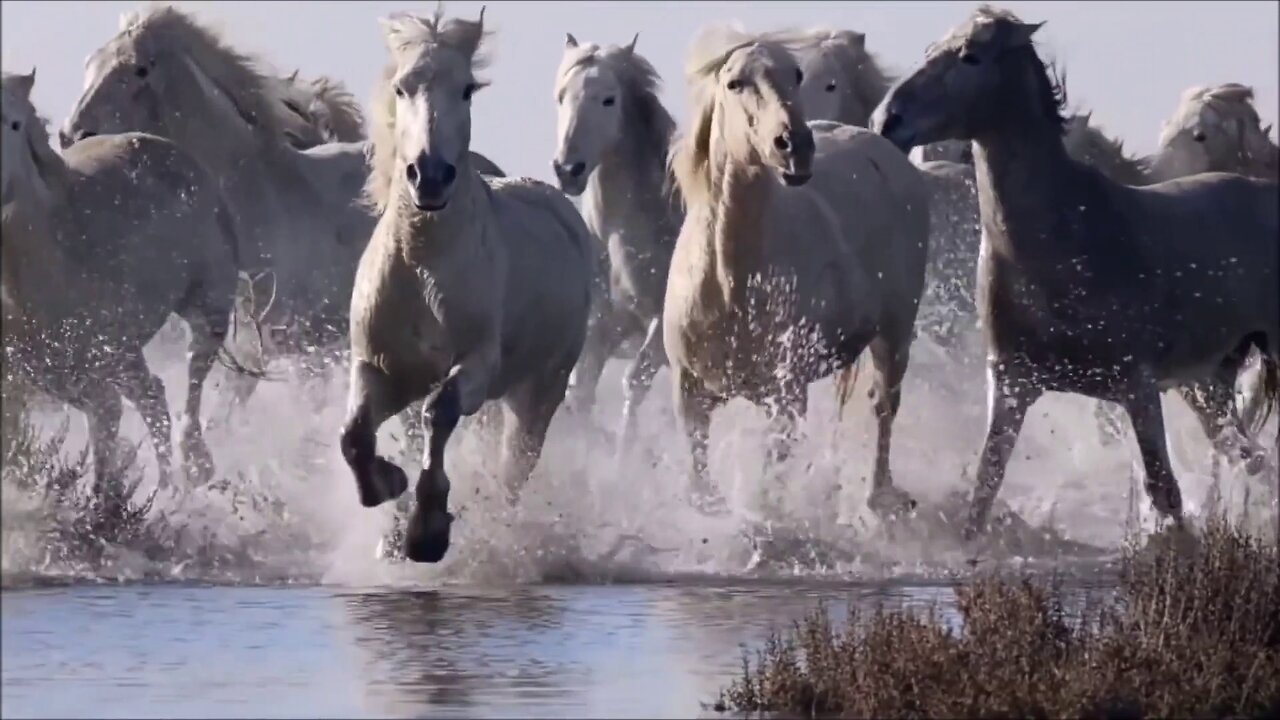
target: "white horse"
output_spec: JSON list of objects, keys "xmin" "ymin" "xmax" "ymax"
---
[
  {"xmin": 664, "ymin": 25, "xmax": 931, "ymax": 520},
  {"xmin": 2, "ymin": 69, "xmax": 239, "ymax": 493},
  {"xmin": 341, "ymin": 6, "xmax": 596, "ymax": 563},
  {"xmin": 62, "ymin": 5, "xmax": 379, "ymax": 426},
  {"xmin": 552, "ymin": 32, "xmax": 683, "ymax": 454}
]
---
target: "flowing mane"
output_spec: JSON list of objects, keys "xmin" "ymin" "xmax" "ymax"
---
[
  {"xmin": 365, "ymin": 6, "xmax": 492, "ymax": 212},
  {"xmin": 793, "ymin": 27, "xmax": 895, "ymax": 126},
  {"xmin": 939, "ymin": 4, "xmax": 1069, "ymax": 134},
  {"xmin": 668, "ymin": 24, "xmax": 804, "ymax": 206},
  {"xmin": 112, "ymin": 4, "xmax": 295, "ymax": 146},
  {"xmin": 272, "ymin": 71, "xmax": 367, "ymax": 146},
  {"xmin": 1063, "ymin": 112, "xmax": 1150, "ymax": 185}
]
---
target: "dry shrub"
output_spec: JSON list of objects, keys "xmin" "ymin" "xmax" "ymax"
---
[{"xmin": 719, "ymin": 519, "xmax": 1280, "ymax": 719}]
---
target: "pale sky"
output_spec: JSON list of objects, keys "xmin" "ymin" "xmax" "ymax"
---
[{"xmin": 3, "ymin": 1, "xmax": 1277, "ymax": 183}]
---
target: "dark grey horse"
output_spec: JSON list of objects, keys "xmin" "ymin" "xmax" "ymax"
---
[{"xmin": 872, "ymin": 5, "xmax": 1279, "ymax": 540}]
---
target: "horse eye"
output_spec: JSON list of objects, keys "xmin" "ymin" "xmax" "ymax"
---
[
  {"xmin": 9, "ymin": 121, "xmax": 19, "ymax": 131},
  {"xmin": 795, "ymin": 68, "xmax": 804, "ymax": 85},
  {"xmin": 602, "ymin": 96, "xmax": 616, "ymax": 107},
  {"xmin": 462, "ymin": 83, "xmax": 478, "ymax": 101},
  {"xmin": 1192, "ymin": 130, "xmax": 1207, "ymax": 142},
  {"xmin": 394, "ymin": 85, "xmax": 406, "ymax": 99},
  {"xmin": 825, "ymin": 80, "xmax": 837, "ymax": 93},
  {"xmin": 135, "ymin": 65, "xmax": 149, "ymax": 79},
  {"xmin": 960, "ymin": 52, "xmax": 980, "ymax": 66},
  {"xmin": 726, "ymin": 78, "xmax": 743, "ymax": 92}
]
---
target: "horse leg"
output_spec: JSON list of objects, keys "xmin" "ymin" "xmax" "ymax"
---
[
  {"xmin": 175, "ymin": 291, "xmax": 231, "ymax": 486},
  {"xmin": 567, "ymin": 302, "xmax": 633, "ymax": 419},
  {"xmin": 498, "ymin": 368, "xmax": 571, "ymax": 506},
  {"xmin": 863, "ymin": 336, "xmax": 918, "ymax": 519},
  {"xmin": 963, "ymin": 363, "xmax": 1042, "ymax": 541},
  {"xmin": 673, "ymin": 366, "xmax": 728, "ymax": 516},
  {"xmin": 616, "ymin": 317, "xmax": 665, "ymax": 460},
  {"xmin": 114, "ymin": 352, "xmax": 175, "ymax": 490},
  {"xmin": 403, "ymin": 379, "xmax": 463, "ymax": 564},
  {"xmin": 70, "ymin": 386, "xmax": 124, "ymax": 509},
  {"xmin": 1121, "ymin": 377, "xmax": 1184, "ymax": 525},
  {"xmin": 1181, "ymin": 349, "xmax": 1268, "ymax": 475},
  {"xmin": 403, "ymin": 356, "xmax": 494, "ymax": 563},
  {"xmin": 339, "ymin": 361, "xmax": 413, "ymax": 509}
]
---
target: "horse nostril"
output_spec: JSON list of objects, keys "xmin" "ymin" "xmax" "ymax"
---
[
  {"xmin": 441, "ymin": 162, "xmax": 457, "ymax": 186},
  {"xmin": 774, "ymin": 134, "xmax": 791, "ymax": 153},
  {"xmin": 568, "ymin": 162, "xmax": 585, "ymax": 178},
  {"xmin": 405, "ymin": 163, "xmax": 419, "ymax": 184}
]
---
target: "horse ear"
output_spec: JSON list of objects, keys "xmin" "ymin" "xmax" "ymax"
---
[
  {"xmin": 12, "ymin": 68, "xmax": 35, "ymax": 99},
  {"xmin": 1008, "ymin": 20, "xmax": 1044, "ymax": 47},
  {"xmin": 624, "ymin": 33, "xmax": 640, "ymax": 55},
  {"xmin": 841, "ymin": 30, "xmax": 866, "ymax": 51},
  {"xmin": 565, "ymin": 32, "xmax": 579, "ymax": 48},
  {"xmin": 378, "ymin": 13, "xmax": 420, "ymax": 52}
]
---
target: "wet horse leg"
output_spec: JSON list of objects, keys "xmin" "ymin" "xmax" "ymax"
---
[
  {"xmin": 175, "ymin": 292, "xmax": 232, "ymax": 486},
  {"xmin": 566, "ymin": 302, "xmax": 633, "ymax": 418},
  {"xmin": 114, "ymin": 351, "xmax": 175, "ymax": 490},
  {"xmin": 404, "ymin": 358, "xmax": 495, "ymax": 564},
  {"xmin": 339, "ymin": 361, "xmax": 412, "ymax": 509},
  {"xmin": 866, "ymin": 336, "xmax": 918, "ymax": 518},
  {"xmin": 616, "ymin": 317, "xmax": 666, "ymax": 460},
  {"xmin": 499, "ymin": 367, "xmax": 572, "ymax": 505},
  {"xmin": 1121, "ymin": 376, "xmax": 1185, "ymax": 525},
  {"xmin": 66, "ymin": 383, "xmax": 125, "ymax": 517},
  {"xmin": 963, "ymin": 362, "xmax": 1043, "ymax": 541},
  {"xmin": 674, "ymin": 366, "xmax": 728, "ymax": 516},
  {"xmin": 1180, "ymin": 350, "xmax": 1269, "ymax": 476}
]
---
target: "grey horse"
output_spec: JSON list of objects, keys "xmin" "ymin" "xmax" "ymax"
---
[{"xmin": 873, "ymin": 5, "xmax": 1278, "ymax": 540}]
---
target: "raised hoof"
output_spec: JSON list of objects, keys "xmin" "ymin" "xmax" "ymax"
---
[
  {"xmin": 690, "ymin": 486, "xmax": 731, "ymax": 518},
  {"xmin": 404, "ymin": 505, "xmax": 454, "ymax": 563},
  {"xmin": 867, "ymin": 485, "xmax": 917, "ymax": 521},
  {"xmin": 358, "ymin": 457, "xmax": 409, "ymax": 508}
]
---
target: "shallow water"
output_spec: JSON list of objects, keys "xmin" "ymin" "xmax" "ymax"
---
[
  {"xmin": 1, "ymin": 581, "xmax": 978, "ymax": 719},
  {"xmin": 3, "ymin": 312, "xmax": 1274, "ymax": 717}
]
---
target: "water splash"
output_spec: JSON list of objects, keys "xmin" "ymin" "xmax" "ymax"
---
[{"xmin": 4, "ymin": 295, "xmax": 1275, "ymax": 589}]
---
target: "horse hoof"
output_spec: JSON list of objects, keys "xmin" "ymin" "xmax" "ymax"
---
[
  {"xmin": 404, "ymin": 506, "xmax": 454, "ymax": 563},
  {"xmin": 690, "ymin": 488, "xmax": 731, "ymax": 518},
  {"xmin": 867, "ymin": 486, "xmax": 917, "ymax": 520},
  {"xmin": 359, "ymin": 457, "xmax": 409, "ymax": 508}
]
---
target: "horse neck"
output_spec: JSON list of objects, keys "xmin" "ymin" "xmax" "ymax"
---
[
  {"xmin": 392, "ymin": 159, "xmax": 486, "ymax": 253},
  {"xmin": 704, "ymin": 130, "xmax": 772, "ymax": 307},
  {"xmin": 972, "ymin": 112, "xmax": 1077, "ymax": 259},
  {"xmin": 590, "ymin": 110, "xmax": 675, "ymax": 232}
]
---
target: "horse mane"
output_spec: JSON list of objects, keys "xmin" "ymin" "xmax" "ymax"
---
[
  {"xmin": 1163, "ymin": 82, "xmax": 1278, "ymax": 179},
  {"xmin": 793, "ymin": 27, "xmax": 895, "ymax": 126},
  {"xmin": 306, "ymin": 75, "xmax": 366, "ymax": 142},
  {"xmin": 273, "ymin": 71, "xmax": 367, "ymax": 146},
  {"xmin": 954, "ymin": 4, "xmax": 1069, "ymax": 134},
  {"xmin": 669, "ymin": 23, "xmax": 803, "ymax": 207},
  {"xmin": 114, "ymin": 4, "xmax": 293, "ymax": 146},
  {"xmin": 365, "ymin": 6, "xmax": 491, "ymax": 212},
  {"xmin": 1063, "ymin": 112, "xmax": 1149, "ymax": 185}
]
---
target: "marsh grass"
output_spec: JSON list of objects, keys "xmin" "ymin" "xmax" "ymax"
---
[
  {"xmin": 718, "ymin": 519, "xmax": 1280, "ymax": 719},
  {"xmin": 2, "ymin": 368, "xmax": 307, "ymax": 578}
]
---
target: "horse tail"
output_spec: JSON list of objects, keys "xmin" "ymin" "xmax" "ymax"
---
[
  {"xmin": 1245, "ymin": 335, "xmax": 1279, "ymax": 436},
  {"xmin": 211, "ymin": 197, "xmax": 269, "ymax": 381},
  {"xmin": 834, "ymin": 354, "xmax": 865, "ymax": 423}
]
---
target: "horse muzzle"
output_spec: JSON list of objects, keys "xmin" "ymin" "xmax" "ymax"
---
[
  {"xmin": 406, "ymin": 153, "xmax": 458, "ymax": 212},
  {"xmin": 552, "ymin": 159, "xmax": 589, "ymax": 196}
]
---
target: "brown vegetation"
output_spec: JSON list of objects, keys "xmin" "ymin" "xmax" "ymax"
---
[{"xmin": 718, "ymin": 520, "xmax": 1280, "ymax": 719}]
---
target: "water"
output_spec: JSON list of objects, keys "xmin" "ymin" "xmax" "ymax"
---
[
  {"xmin": 2, "ymin": 581, "xmax": 969, "ymax": 718},
  {"xmin": 3, "ymin": 317, "xmax": 1274, "ymax": 717}
]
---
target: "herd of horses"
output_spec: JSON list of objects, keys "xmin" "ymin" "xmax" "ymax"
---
[{"xmin": 1, "ymin": 3, "xmax": 1275, "ymax": 564}]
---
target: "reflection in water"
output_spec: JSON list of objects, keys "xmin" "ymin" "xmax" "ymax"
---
[{"xmin": 2, "ymin": 581, "xmax": 1111, "ymax": 719}]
